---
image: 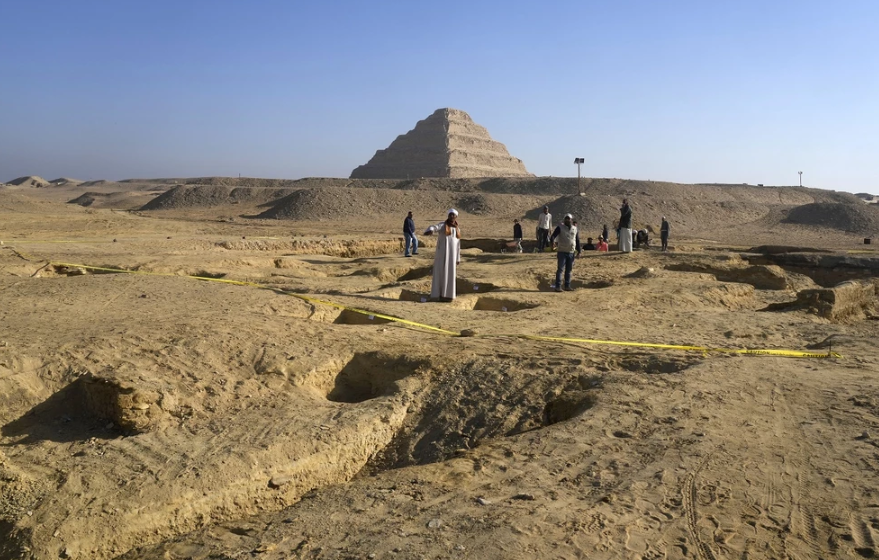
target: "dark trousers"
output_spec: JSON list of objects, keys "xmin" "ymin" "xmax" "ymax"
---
[
  {"xmin": 661, "ymin": 231, "xmax": 669, "ymax": 250},
  {"xmin": 537, "ymin": 228, "xmax": 550, "ymax": 251},
  {"xmin": 555, "ymin": 252, "xmax": 575, "ymax": 289}
]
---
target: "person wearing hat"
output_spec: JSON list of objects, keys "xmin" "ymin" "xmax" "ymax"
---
[
  {"xmin": 596, "ymin": 235, "xmax": 609, "ymax": 251},
  {"xmin": 537, "ymin": 205, "xmax": 552, "ymax": 252},
  {"xmin": 549, "ymin": 213, "xmax": 580, "ymax": 291},
  {"xmin": 660, "ymin": 216, "xmax": 670, "ymax": 251},
  {"xmin": 424, "ymin": 209, "xmax": 462, "ymax": 301}
]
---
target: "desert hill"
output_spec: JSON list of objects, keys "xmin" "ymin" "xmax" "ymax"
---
[
  {"xmin": 7, "ymin": 175, "xmax": 49, "ymax": 188},
  {"xmin": 49, "ymin": 177, "xmax": 83, "ymax": 186},
  {"xmin": 135, "ymin": 177, "xmax": 876, "ymax": 237}
]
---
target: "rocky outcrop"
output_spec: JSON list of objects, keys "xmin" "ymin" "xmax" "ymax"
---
[{"xmin": 351, "ymin": 108, "xmax": 533, "ymax": 179}]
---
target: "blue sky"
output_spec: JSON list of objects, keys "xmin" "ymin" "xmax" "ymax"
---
[{"xmin": 2, "ymin": 0, "xmax": 877, "ymax": 193}]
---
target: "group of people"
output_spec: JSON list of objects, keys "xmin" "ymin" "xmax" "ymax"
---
[{"xmin": 401, "ymin": 200, "xmax": 672, "ymax": 301}]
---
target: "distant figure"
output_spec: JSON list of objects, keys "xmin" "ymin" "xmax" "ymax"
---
[
  {"xmin": 537, "ymin": 206, "xmax": 552, "ymax": 252},
  {"xmin": 660, "ymin": 216, "xmax": 670, "ymax": 251},
  {"xmin": 549, "ymin": 213, "xmax": 579, "ymax": 292},
  {"xmin": 619, "ymin": 199, "xmax": 633, "ymax": 253},
  {"xmin": 403, "ymin": 211, "xmax": 418, "ymax": 257},
  {"xmin": 425, "ymin": 209, "xmax": 461, "ymax": 301},
  {"xmin": 602, "ymin": 224, "xmax": 609, "ymax": 244},
  {"xmin": 596, "ymin": 235, "xmax": 609, "ymax": 252},
  {"xmin": 582, "ymin": 237, "xmax": 596, "ymax": 250},
  {"xmin": 513, "ymin": 219, "xmax": 523, "ymax": 253},
  {"xmin": 636, "ymin": 229, "xmax": 649, "ymax": 249}
]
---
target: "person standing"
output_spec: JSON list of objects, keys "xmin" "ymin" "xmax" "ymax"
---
[
  {"xmin": 602, "ymin": 224, "xmax": 609, "ymax": 244},
  {"xmin": 549, "ymin": 213, "xmax": 579, "ymax": 292},
  {"xmin": 619, "ymin": 199, "xmax": 633, "ymax": 253},
  {"xmin": 537, "ymin": 206, "xmax": 552, "ymax": 252},
  {"xmin": 425, "ymin": 209, "xmax": 461, "ymax": 301},
  {"xmin": 660, "ymin": 216, "xmax": 670, "ymax": 251},
  {"xmin": 403, "ymin": 211, "xmax": 418, "ymax": 257},
  {"xmin": 513, "ymin": 219, "xmax": 523, "ymax": 253}
]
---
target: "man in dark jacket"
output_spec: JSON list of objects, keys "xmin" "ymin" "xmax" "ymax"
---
[
  {"xmin": 660, "ymin": 216, "xmax": 670, "ymax": 251},
  {"xmin": 619, "ymin": 199, "xmax": 633, "ymax": 253},
  {"xmin": 513, "ymin": 219, "xmax": 523, "ymax": 253},
  {"xmin": 403, "ymin": 211, "xmax": 418, "ymax": 257}
]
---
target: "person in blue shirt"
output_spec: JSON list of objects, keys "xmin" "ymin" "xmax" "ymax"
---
[{"xmin": 403, "ymin": 211, "xmax": 418, "ymax": 257}]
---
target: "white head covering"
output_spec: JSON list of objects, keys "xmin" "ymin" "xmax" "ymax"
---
[
  {"xmin": 448, "ymin": 209, "xmax": 458, "ymax": 216},
  {"xmin": 564, "ymin": 213, "xmax": 573, "ymax": 219}
]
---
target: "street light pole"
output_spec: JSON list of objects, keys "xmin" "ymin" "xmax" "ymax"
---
[
  {"xmin": 574, "ymin": 158, "xmax": 584, "ymax": 194},
  {"xmin": 798, "ymin": 171, "xmax": 803, "ymax": 187}
]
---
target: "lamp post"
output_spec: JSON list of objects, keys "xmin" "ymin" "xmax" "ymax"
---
[
  {"xmin": 574, "ymin": 158, "xmax": 585, "ymax": 194},
  {"xmin": 798, "ymin": 171, "xmax": 802, "ymax": 187}
]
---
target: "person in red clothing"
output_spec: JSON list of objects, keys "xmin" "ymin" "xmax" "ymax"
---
[{"xmin": 596, "ymin": 235, "xmax": 609, "ymax": 252}]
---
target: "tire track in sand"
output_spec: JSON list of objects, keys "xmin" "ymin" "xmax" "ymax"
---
[{"xmin": 683, "ymin": 453, "xmax": 717, "ymax": 560}]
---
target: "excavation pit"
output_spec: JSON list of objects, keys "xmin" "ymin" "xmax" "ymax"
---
[
  {"xmin": 324, "ymin": 353, "xmax": 427, "ymax": 404},
  {"xmin": 333, "ymin": 309, "xmax": 394, "ymax": 326},
  {"xmin": 365, "ymin": 362, "xmax": 601, "ymax": 472},
  {"xmin": 471, "ymin": 296, "xmax": 538, "ymax": 312},
  {"xmin": 613, "ymin": 355, "xmax": 700, "ymax": 374}
]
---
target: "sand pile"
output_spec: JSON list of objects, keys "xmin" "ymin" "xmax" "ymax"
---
[
  {"xmin": 783, "ymin": 202, "xmax": 879, "ymax": 234},
  {"xmin": 78, "ymin": 180, "xmax": 115, "ymax": 187},
  {"xmin": 7, "ymin": 176, "xmax": 49, "ymax": 188},
  {"xmin": 140, "ymin": 185, "xmax": 297, "ymax": 210},
  {"xmin": 256, "ymin": 187, "xmax": 544, "ymax": 220},
  {"xmin": 67, "ymin": 191, "xmax": 157, "ymax": 209},
  {"xmin": 49, "ymin": 177, "xmax": 83, "ymax": 186},
  {"xmin": 527, "ymin": 194, "xmax": 775, "ymax": 233}
]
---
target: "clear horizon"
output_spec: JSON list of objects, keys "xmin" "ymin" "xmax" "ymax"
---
[{"xmin": 2, "ymin": 1, "xmax": 877, "ymax": 194}]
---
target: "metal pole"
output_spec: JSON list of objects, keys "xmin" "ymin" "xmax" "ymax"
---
[{"xmin": 577, "ymin": 162, "xmax": 581, "ymax": 194}]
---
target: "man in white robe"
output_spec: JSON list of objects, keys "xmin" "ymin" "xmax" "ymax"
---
[
  {"xmin": 425, "ymin": 209, "xmax": 461, "ymax": 301},
  {"xmin": 619, "ymin": 198, "xmax": 633, "ymax": 253}
]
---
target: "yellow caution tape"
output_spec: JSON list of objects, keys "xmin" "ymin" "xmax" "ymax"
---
[
  {"xmin": 47, "ymin": 262, "xmax": 459, "ymax": 335},
  {"xmin": 514, "ymin": 334, "xmax": 841, "ymax": 359},
  {"xmin": 38, "ymin": 261, "xmax": 840, "ymax": 359}
]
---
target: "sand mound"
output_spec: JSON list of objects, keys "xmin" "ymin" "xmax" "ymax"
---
[
  {"xmin": 257, "ymin": 188, "xmax": 543, "ymax": 221},
  {"xmin": 68, "ymin": 192, "xmax": 107, "ymax": 206},
  {"xmin": 140, "ymin": 185, "xmax": 297, "ymax": 210},
  {"xmin": 7, "ymin": 176, "xmax": 49, "ymax": 188},
  {"xmin": 49, "ymin": 177, "xmax": 83, "ymax": 186},
  {"xmin": 67, "ymin": 191, "xmax": 153, "ymax": 209},
  {"xmin": 526, "ymin": 194, "xmax": 777, "ymax": 234},
  {"xmin": 78, "ymin": 180, "xmax": 114, "ymax": 187},
  {"xmin": 783, "ymin": 202, "xmax": 879, "ymax": 234}
]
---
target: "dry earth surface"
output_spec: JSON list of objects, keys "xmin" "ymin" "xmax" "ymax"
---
[{"xmin": 1, "ymin": 178, "xmax": 878, "ymax": 560}]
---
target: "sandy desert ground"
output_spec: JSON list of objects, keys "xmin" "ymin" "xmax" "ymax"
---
[{"xmin": 1, "ymin": 178, "xmax": 878, "ymax": 560}]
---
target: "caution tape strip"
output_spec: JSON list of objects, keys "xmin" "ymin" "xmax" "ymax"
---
[
  {"xmin": 514, "ymin": 335, "xmax": 840, "ymax": 359},
  {"xmin": 47, "ymin": 262, "xmax": 460, "ymax": 335},
  {"xmin": 34, "ymin": 260, "xmax": 841, "ymax": 359}
]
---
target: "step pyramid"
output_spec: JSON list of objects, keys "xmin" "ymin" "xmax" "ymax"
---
[{"xmin": 350, "ymin": 108, "xmax": 533, "ymax": 179}]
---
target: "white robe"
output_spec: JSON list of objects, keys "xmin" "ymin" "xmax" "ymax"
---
[{"xmin": 427, "ymin": 222, "xmax": 461, "ymax": 300}]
